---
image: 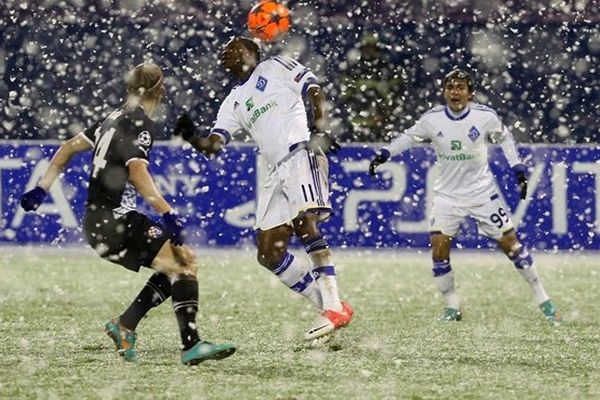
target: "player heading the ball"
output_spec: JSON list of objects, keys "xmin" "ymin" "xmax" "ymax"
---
[{"xmin": 173, "ymin": 36, "xmax": 352, "ymax": 346}]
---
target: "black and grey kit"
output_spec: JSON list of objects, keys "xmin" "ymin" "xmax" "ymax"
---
[{"xmin": 80, "ymin": 106, "xmax": 168, "ymax": 271}]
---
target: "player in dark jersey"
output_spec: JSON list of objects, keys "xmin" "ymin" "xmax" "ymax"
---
[{"xmin": 20, "ymin": 62, "xmax": 236, "ymax": 365}]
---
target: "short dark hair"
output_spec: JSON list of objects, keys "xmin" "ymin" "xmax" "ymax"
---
[
  {"xmin": 224, "ymin": 36, "xmax": 260, "ymax": 59},
  {"xmin": 443, "ymin": 68, "xmax": 474, "ymax": 92}
]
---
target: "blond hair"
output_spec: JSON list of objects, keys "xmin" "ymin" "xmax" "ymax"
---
[{"xmin": 127, "ymin": 62, "xmax": 163, "ymax": 100}]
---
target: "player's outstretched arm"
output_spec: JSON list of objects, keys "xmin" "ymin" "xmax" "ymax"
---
[
  {"xmin": 20, "ymin": 135, "xmax": 92, "ymax": 211},
  {"xmin": 490, "ymin": 124, "xmax": 528, "ymax": 200},
  {"xmin": 128, "ymin": 160, "xmax": 185, "ymax": 245},
  {"xmin": 172, "ymin": 114, "xmax": 224, "ymax": 157},
  {"xmin": 370, "ymin": 120, "xmax": 429, "ymax": 177},
  {"xmin": 306, "ymin": 86, "xmax": 341, "ymax": 155}
]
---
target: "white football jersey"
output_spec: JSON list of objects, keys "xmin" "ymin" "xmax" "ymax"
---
[
  {"xmin": 385, "ymin": 103, "xmax": 522, "ymax": 206},
  {"xmin": 211, "ymin": 55, "xmax": 320, "ymax": 166}
]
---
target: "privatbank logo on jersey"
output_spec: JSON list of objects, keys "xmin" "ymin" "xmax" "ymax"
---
[
  {"xmin": 245, "ymin": 98, "xmax": 254, "ymax": 111},
  {"xmin": 469, "ymin": 126, "xmax": 480, "ymax": 142},
  {"xmin": 256, "ymin": 76, "xmax": 268, "ymax": 91},
  {"xmin": 438, "ymin": 152, "xmax": 477, "ymax": 161},
  {"xmin": 247, "ymin": 100, "xmax": 278, "ymax": 129},
  {"xmin": 451, "ymin": 140, "xmax": 462, "ymax": 150}
]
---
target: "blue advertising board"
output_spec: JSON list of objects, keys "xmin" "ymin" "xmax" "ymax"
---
[{"xmin": 1, "ymin": 141, "xmax": 598, "ymax": 249}]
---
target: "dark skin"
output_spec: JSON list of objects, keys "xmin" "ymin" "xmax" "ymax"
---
[
  {"xmin": 190, "ymin": 38, "xmax": 330, "ymax": 270},
  {"xmin": 257, "ymin": 212, "xmax": 324, "ymax": 270},
  {"xmin": 432, "ymin": 78, "xmax": 523, "ymax": 261}
]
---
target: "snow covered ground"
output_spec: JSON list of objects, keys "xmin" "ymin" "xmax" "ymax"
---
[{"xmin": 1, "ymin": 246, "xmax": 598, "ymax": 399}]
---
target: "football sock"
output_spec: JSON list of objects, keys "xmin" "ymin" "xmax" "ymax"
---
[
  {"xmin": 433, "ymin": 260, "xmax": 460, "ymax": 309},
  {"xmin": 120, "ymin": 272, "xmax": 171, "ymax": 331},
  {"xmin": 272, "ymin": 252, "xmax": 322, "ymax": 308},
  {"xmin": 518, "ymin": 264, "xmax": 550, "ymax": 304},
  {"xmin": 509, "ymin": 247, "xmax": 550, "ymax": 304},
  {"xmin": 171, "ymin": 274, "xmax": 200, "ymax": 351},
  {"xmin": 305, "ymin": 237, "xmax": 342, "ymax": 312}
]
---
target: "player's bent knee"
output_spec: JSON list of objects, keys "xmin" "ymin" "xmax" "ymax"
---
[
  {"xmin": 293, "ymin": 213, "xmax": 320, "ymax": 239},
  {"xmin": 498, "ymin": 233, "xmax": 521, "ymax": 257},
  {"xmin": 151, "ymin": 241, "xmax": 197, "ymax": 276},
  {"xmin": 256, "ymin": 239, "xmax": 289, "ymax": 270},
  {"xmin": 256, "ymin": 251, "xmax": 281, "ymax": 270}
]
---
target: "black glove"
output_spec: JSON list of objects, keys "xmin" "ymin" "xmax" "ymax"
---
[
  {"xmin": 512, "ymin": 164, "xmax": 528, "ymax": 200},
  {"xmin": 308, "ymin": 131, "xmax": 341, "ymax": 155},
  {"xmin": 20, "ymin": 186, "xmax": 47, "ymax": 211},
  {"xmin": 369, "ymin": 149, "xmax": 391, "ymax": 176},
  {"xmin": 173, "ymin": 113, "xmax": 196, "ymax": 142},
  {"xmin": 162, "ymin": 211, "xmax": 185, "ymax": 246}
]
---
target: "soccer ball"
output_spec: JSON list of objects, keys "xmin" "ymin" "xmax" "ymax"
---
[{"xmin": 247, "ymin": 1, "xmax": 291, "ymax": 42}]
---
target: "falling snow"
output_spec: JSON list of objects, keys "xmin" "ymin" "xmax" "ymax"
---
[{"xmin": 0, "ymin": 1, "xmax": 598, "ymax": 142}]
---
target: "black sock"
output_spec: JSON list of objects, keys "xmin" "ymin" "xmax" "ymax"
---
[
  {"xmin": 120, "ymin": 273, "xmax": 171, "ymax": 331},
  {"xmin": 171, "ymin": 275, "xmax": 201, "ymax": 351}
]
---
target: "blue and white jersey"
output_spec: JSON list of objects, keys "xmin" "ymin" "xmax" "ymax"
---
[
  {"xmin": 384, "ymin": 102, "xmax": 522, "ymax": 206},
  {"xmin": 211, "ymin": 55, "xmax": 320, "ymax": 167}
]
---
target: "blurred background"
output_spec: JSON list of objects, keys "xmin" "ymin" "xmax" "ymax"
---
[{"xmin": 1, "ymin": 0, "xmax": 599, "ymax": 143}]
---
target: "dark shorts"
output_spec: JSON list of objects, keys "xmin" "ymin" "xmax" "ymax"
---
[{"xmin": 83, "ymin": 208, "xmax": 169, "ymax": 272}]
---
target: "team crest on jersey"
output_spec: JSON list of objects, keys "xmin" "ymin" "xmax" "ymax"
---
[
  {"xmin": 468, "ymin": 126, "xmax": 480, "ymax": 142},
  {"xmin": 256, "ymin": 76, "xmax": 268, "ymax": 91},
  {"xmin": 146, "ymin": 225, "xmax": 163, "ymax": 239},
  {"xmin": 137, "ymin": 130, "xmax": 152, "ymax": 147}
]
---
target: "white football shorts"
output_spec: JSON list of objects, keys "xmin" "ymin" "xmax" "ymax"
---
[
  {"xmin": 429, "ymin": 193, "xmax": 515, "ymax": 239},
  {"xmin": 254, "ymin": 146, "xmax": 332, "ymax": 231}
]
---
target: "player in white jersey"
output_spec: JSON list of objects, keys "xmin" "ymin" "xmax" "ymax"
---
[
  {"xmin": 173, "ymin": 37, "xmax": 353, "ymax": 344},
  {"xmin": 370, "ymin": 69, "xmax": 561, "ymax": 324}
]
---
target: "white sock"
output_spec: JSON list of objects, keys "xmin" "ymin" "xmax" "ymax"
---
[
  {"xmin": 273, "ymin": 252, "xmax": 322, "ymax": 309},
  {"xmin": 308, "ymin": 252, "xmax": 342, "ymax": 312},
  {"xmin": 435, "ymin": 270, "xmax": 460, "ymax": 309},
  {"xmin": 518, "ymin": 264, "xmax": 550, "ymax": 304},
  {"xmin": 433, "ymin": 260, "xmax": 460, "ymax": 309}
]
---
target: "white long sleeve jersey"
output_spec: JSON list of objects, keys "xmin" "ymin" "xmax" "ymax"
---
[
  {"xmin": 210, "ymin": 55, "xmax": 320, "ymax": 167},
  {"xmin": 384, "ymin": 103, "xmax": 522, "ymax": 206}
]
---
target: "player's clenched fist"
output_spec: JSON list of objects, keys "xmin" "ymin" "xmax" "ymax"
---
[
  {"xmin": 20, "ymin": 186, "xmax": 47, "ymax": 211},
  {"xmin": 512, "ymin": 164, "xmax": 528, "ymax": 200},
  {"xmin": 162, "ymin": 211, "xmax": 185, "ymax": 246},
  {"xmin": 369, "ymin": 149, "xmax": 390, "ymax": 176},
  {"xmin": 173, "ymin": 113, "xmax": 196, "ymax": 142},
  {"xmin": 308, "ymin": 131, "xmax": 341, "ymax": 155}
]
